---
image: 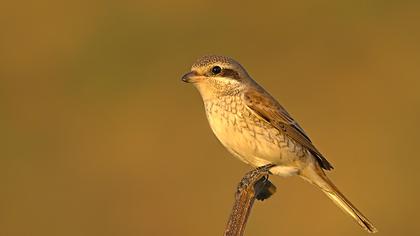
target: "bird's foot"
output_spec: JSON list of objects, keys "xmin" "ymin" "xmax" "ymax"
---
[
  {"xmin": 235, "ymin": 164, "xmax": 277, "ymax": 201},
  {"xmin": 254, "ymin": 176, "xmax": 276, "ymax": 201}
]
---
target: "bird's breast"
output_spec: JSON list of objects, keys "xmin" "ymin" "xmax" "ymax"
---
[{"xmin": 203, "ymin": 97, "xmax": 306, "ymax": 168}]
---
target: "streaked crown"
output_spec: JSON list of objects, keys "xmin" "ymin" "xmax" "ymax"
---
[
  {"xmin": 182, "ymin": 55, "xmax": 255, "ymax": 99},
  {"xmin": 191, "ymin": 55, "xmax": 250, "ymax": 82}
]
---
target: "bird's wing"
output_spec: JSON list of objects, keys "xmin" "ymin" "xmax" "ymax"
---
[{"xmin": 243, "ymin": 87, "xmax": 333, "ymax": 170}]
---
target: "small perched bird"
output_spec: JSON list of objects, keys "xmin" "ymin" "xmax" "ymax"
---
[{"xmin": 182, "ymin": 55, "xmax": 377, "ymax": 233}]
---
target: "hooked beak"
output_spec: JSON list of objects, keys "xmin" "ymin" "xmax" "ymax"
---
[{"xmin": 181, "ymin": 71, "xmax": 200, "ymax": 83}]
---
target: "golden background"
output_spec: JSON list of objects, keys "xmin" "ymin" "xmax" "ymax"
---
[{"xmin": 1, "ymin": 1, "xmax": 419, "ymax": 235}]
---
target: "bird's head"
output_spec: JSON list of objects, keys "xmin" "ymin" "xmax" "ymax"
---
[{"xmin": 182, "ymin": 55, "xmax": 252, "ymax": 99}]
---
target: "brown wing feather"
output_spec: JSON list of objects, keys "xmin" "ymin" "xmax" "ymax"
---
[{"xmin": 243, "ymin": 87, "xmax": 333, "ymax": 170}]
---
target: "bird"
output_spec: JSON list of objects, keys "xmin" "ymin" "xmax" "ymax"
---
[{"xmin": 181, "ymin": 55, "xmax": 377, "ymax": 233}]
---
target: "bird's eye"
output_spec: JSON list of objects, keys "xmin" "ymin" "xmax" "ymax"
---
[{"xmin": 211, "ymin": 66, "xmax": 222, "ymax": 75}]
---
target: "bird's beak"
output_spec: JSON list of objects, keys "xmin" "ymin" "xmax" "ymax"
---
[{"xmin": 181, "ymin": 71, "xmax": 200, "ymax": 83}]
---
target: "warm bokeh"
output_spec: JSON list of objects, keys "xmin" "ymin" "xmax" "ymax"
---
[{"xmin": 1, "ymin": 1, "xmax": 419, "ymax": 235}]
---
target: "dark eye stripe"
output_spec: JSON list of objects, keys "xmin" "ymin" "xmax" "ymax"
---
[{"xmin": 220, "ymin": 68, "xmax": 240, "ymax": 80}]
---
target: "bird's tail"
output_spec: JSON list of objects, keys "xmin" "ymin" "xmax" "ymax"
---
[{"xmin": 300, "ymin": 164, "xmax": 378, "ymax": 233}]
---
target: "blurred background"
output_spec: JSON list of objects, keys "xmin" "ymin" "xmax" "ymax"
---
[{"xmin": 1, "ymin": 1, "xmax": 419, "ymax": 235}]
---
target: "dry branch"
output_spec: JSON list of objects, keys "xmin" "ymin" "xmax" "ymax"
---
[{"xmin": 224, "ymin": 164, "xmax": 277, "ymax": 236}]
